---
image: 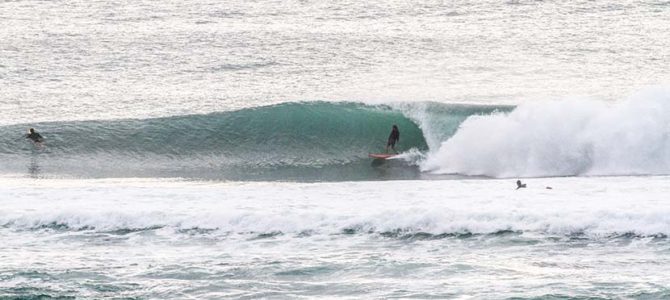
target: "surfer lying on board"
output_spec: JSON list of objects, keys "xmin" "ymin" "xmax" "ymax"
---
[
  {"xmin": 386, "ymin": 125, "xmax": 399, "ymax": 153},
  {"xmin": 25, "ymin": 128, "xmax": 44, "ymax": 143}
]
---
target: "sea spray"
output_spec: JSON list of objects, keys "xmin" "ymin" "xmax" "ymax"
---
[
  {"xmin": 422, "ymin": 88, "xmax": 670, "ymax": 177},
  {"xmin": 390, "ymin": 101, "xmax": 510, "ymax": 151}
]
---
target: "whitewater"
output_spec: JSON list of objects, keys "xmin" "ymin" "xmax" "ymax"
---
[
  {"xmin": 3, "ymin": 177, "xmax": 670, "ymax": 298},
  {"xmin": 3, "ymin": 0, "xmax": 670, "ymax": 298}
]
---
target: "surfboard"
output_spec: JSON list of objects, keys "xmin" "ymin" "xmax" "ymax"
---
[
  {"xmin": 368, "ymin": 153, "xmax": 396, "ymax": 159},
  {"xmin": 29, "ymin": 140, "xmax": 45, "ymax": 150}
]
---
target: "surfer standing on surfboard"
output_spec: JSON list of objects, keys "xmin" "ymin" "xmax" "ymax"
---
[{"xmin": 386, "ymin": 125, "xmax": 399, "ymax": 153}]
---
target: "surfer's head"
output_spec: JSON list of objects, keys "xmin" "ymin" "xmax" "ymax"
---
[
  {"xmin": 29, "ymin": 128, "xmax": 35, "ymax": 134},
  {"xmin": 392, "ymin": 125, "xmax": 398, "ymax": 130}
]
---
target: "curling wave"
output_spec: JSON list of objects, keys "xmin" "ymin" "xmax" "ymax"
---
[
  {"xmin": 0, "ymin": 101, "xmax": 504, "ymax": 181},
  {"xmin": 9, "ymin": 89, "xmax": 670, "ymax": 181}
]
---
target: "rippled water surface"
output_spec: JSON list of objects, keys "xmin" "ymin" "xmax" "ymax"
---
[
  {"xmin": 2, "ymin": 177, "xmax": 670, "ymax": 298},
  {"xmin": 3, "ymin": 0, "xmax": 670, "ymax": 298},
  {"xmin": 2, "ymin": 0, "xmax": 669, "ymax": 124}
]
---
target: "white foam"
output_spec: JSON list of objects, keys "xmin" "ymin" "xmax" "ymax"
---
[
  {"xmin": 2, "ymin": 176, "xmax": 670, "ymax": 237},
  {"xmin": 389, "ymin": 148, "xmax": 425, "ymax": 165},
  {"xmin": 422, "ymin": 87, "xmax": 670, "ymax": 178}
]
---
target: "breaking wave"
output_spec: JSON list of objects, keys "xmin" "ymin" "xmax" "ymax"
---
[
  {"xmin": 4, "ymin": 88, "xmax": 670, "ymax": 180},
  {"xmin": 3, "ymin": 207, "xmax": 670, "ymax": 240},
  {"xmin": 0, "ymin": 101, "xmax": 504, "ymax": 181},
  {"xmin": 423, "ymin": 88, "xmax": 670, "ymax": 178}
]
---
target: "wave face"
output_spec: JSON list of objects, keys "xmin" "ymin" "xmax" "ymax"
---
[
  {"xmin": 422, "ymin": 88, "xmax": 670, "ymax": 178},
  {"xmin": 0, "ymin": 102, "xmax": 504, "ymax": 181}
]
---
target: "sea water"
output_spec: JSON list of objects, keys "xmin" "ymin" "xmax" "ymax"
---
[
  {"xmin": 2, "ymin": 177, "xmax": 670, "ymax": 298},
  {"xmin": 2, "ymin": 0, "xmax": 670, "ymax": 298}
]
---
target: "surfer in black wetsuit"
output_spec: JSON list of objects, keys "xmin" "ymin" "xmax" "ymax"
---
[
  {"xmin": 386, "ymin": 125, "xmax": 399, "ymax": 153},
  {"xmin": 25, "ymin": 128, "xmax": 44, "ymax": 143},
  {"xmin": 516, "ymin": 180, "xmax": 526, "ymax": 190}
]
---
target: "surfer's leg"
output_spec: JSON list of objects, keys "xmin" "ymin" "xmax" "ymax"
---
[{"xmin": 386, "ymin": 138, "xmax": 393, "ymax": 153}]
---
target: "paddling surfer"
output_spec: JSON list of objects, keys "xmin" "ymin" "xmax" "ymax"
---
[
  {"xmin": 386, "ymin": 125, "xmax": 399, "ymax": 153},
  {"xmin": 516, "ymin": 180, "xmax": 526, "ymax": 190},
  {"xmin": 25, "ymin": 128, "xmax": 44, "ymax": 143}
]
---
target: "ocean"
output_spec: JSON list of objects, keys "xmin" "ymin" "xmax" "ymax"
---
[{"xmin": 2, "ymin": 0, "xmax": 670, "ymax": 298}]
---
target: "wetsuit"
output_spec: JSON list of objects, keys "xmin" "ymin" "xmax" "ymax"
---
[
  {"xmin": 26, "ymin": 132, "xmax": 43, "ymax": 143},
  {"xmin": 387, "ymin": 128, "xmax": 399, "ymax": 147}
]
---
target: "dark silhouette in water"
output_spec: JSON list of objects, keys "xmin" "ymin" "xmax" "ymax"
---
[
  {"xmin": 25, "ymin": 128, "xmax": 44, "ymax": 143},
  {"xmin": 516, "ymin": 180, "xmax": 526, "ymax": 190},
  {"xmin": 386, "ymin": 125, "xmax": 399, "ymax": 153}
]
